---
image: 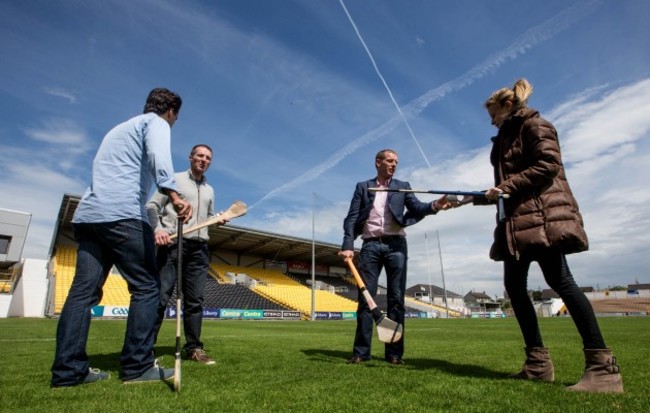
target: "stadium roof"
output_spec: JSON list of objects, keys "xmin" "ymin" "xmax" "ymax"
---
[{"xmin": 54, "ymin": 194, "xmax": 348, "ymax": 268}]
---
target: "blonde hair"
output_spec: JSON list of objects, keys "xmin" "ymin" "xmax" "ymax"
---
[{"xmin": 484, "ymin": 78, "xmax": 533, "ymax": 110}]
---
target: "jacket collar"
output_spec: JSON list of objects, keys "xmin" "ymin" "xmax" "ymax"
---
[{"xmin": 504, "ymin": 107, "xmax": 539, "ymax": 127}]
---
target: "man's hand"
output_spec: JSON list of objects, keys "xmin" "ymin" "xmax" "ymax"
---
[
  {"xmin": 338, "ymin": 250, "xmax": 354, "ymax": 260},
  {"xmin": 433, "ymin": 195, "xmax": 460, "ymax": 211},
  {"xmin": 154, "ymin": 230, "xmax": 173, "ymax": 246},
  {"xmin": 172, "ymin": 199, "xmax": 192, "ymax": 223},
  {"xmin": 217, "ymin": 211, "xmax": 230, "ymax": 225},
  {"xmin": 165, "ymin": 189, "xmax": 193, "ymax": 223}
]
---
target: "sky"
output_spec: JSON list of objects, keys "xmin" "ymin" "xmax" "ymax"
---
[{"xmin": 1, "ymin": 0, "xmax": 649, "ymax": 298}]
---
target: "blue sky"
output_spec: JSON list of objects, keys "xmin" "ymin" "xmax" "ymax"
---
[{"xmin": 1, "ymin": 0, "xmax": 649, "ymax": 297}]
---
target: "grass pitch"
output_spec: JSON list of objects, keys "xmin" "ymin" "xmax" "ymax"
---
[{"xmin": 0, "ymin": 317, "xmax": 648, "ymax": 413}]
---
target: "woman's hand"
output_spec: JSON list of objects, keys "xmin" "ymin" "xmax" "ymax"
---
[{"xmin": 485, "ymin": 187, "xmax": 504, "ymax": 201}]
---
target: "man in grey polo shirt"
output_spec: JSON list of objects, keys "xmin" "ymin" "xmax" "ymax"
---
[{"xmin": 147, "ymin": 144, "xmax": 221, "ymax": 365}]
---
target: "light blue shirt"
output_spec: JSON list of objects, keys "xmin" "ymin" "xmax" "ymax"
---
[{"xmin": 73, "ymin": 113, "xmax": 178, "ymax": 224}]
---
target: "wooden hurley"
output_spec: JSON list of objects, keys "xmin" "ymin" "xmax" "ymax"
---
[
  {"xmin": 173, "ymin": 218, "xmax": 183, "ymax": 393},
  {"xmin": 170, "ymin": 201, "xmax": 247, "ymax": 239},
  {"xmin": 345, "ymin": 258, "xmax": 403, "ymax": 343}
]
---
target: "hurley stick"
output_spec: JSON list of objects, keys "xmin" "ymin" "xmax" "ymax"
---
[
  {"xmin": 170, "ymin": 201, "xmax": 247, "ymax": 239},
  {"xmin": 173, "ymin": 218, "xmax": 183, "ymax": 393},
  {"xmin": 345, "ymin": 258, "xmax": 403, "ymax": 343},
  {"xmin": 368, "ymin": 188, "xmax": 509, "ymax": 222}
]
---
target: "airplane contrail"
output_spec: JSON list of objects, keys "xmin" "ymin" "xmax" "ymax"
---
[
  {"xmin": 339, "ymin": 0, "xmax": 431, "ymax": 168},
  {"xmin": 249, "ymin": 0, "xmax": 602, "ymax": 210}
]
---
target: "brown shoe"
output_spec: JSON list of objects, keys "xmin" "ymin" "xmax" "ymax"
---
[
  {"xmin": 386, "ymin": 356, "xmax": 404, "ymax": 365},
  {"xmin": 509, "ymin": 347, "xmax": 554, "ymax": 382},
  {"xmin": 187, "ymin": 349, "xmax": 216, "ymax": 365},
  {"xmin": 567, "ymin": 349, "xmax": 624, "ymax": 393},
  {"xmin": 347, "ymin": 355, "xmax": 368, "ymax": 364}
]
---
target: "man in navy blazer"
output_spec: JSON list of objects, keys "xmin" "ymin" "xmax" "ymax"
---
[{"xmin": 339, "ymin": 149, "xmax": 453, "ymax": 365}]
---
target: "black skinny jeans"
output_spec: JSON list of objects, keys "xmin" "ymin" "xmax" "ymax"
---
[{"xmin": 504, "ymin": 248, "xmax": 606, "ymax": 349}]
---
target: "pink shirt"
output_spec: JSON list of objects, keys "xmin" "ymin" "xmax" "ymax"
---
[{"xmin": 362, "ymin": 180, "xmax": 406, "ymax": 239}]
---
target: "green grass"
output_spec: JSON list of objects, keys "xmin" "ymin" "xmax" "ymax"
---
[{"xmin": 1, "ymin": 317, "xmax": 648, "ymax": 413}]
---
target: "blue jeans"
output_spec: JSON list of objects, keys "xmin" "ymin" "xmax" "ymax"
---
[
  {"xmin": 153, "ymin": 239, "xmax": 209, "ymax": 351},
  {"xmin": 51, "ymin": 220, "xmax": 159, "ymax": 386},
  {"xmin": 353, "ymin": 237, "xmax": 408, "ymax": 360}
]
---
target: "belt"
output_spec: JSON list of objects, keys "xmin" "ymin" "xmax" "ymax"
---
[
  {"xmin": 178, "ymin": 238, "xmax": 207, "ymax": 246},
  {"xmin": 363, "ymin": 235, "xmax": 405, "ymax": 244}
]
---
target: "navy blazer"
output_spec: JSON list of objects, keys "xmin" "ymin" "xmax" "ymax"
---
[{"xmin": 341, "ymin": 178, "xmax": 436, "ymax": 251}]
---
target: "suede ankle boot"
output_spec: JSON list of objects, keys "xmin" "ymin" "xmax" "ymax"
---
[
  {"xmin": 566, "ymin": 349, "xmax": 624, "ymax": 393},
  {"xmin": 509, "ymin": 347, "xmax": 555, "ymax": 382}
]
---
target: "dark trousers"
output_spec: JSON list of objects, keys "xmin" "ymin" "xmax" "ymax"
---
[
  {"xmin": 504, "ymin": 248, "xmax": 606, "ymax": 349},
  {"xmin": 353, "ymin": 237, "xmax": 408, "ymax": 360},
  {"xmin": 153, "ymin": 239, "xmax": 209, "ymax": 351},
  {"xmin": 51, "ymin": 220, "xmax": 159, "ymax": 385}
]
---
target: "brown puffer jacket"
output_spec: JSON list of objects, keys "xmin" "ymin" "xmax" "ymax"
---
[{"xmin": 486, "ymin": 107, "xmax": 588, "ymax": 261}]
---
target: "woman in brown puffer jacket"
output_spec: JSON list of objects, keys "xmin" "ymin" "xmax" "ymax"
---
[{"xmin": 465, "ymin": 78, "xmax": 623, "ymax": 393}]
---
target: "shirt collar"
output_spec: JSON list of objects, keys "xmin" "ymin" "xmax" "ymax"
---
[
  {"xmin": 187, "ymin": 168, "xmax": 206, "ymax": 184},
  {"xmin": 375, "ymin": 177, "xmax": 391, "ymax": 188}
]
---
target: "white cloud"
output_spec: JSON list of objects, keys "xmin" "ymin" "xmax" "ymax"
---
[
  {"xmin": 553, "ymin": 78, "xmax": 650, "ymax": 163},
  {"xmin": 43, "ymin": 86, "xmax": 78, "ymax": 104},
  {"xmin": 24, "ymin": 118, "xmax": 89, "ymax": 148}
]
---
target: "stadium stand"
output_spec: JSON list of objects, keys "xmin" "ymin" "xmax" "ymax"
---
[
  {"xmin": 212, "ymin": 264, "xmax": 358, "ymax": 317},
  {"xmin": 404, "ymin": 297, "xmax": 464, "ymax": 317},
  {"xmin": 289, "ymin": 272, "xmax": 353, "ymax": 292},
  {"xmin": 0, "ymin": 265, "xmax": 20, "ymax": 294},
  {"xmin": 52, "ymin": 245, "xmax": 131, "ymax": 311},
  {"xmin": 100, "ymin": 274, "xmax": 130, "ymax": 306},
  {"xmin": 167, "ymin": 275, "xmax": 289, "ymax": 310},
  {"xmin": 590, "ymin": 298, "xmax": 650, "ymax": 315},
  {"xmin": 52, "ymin": 246, "xmax": 75, "ymax": 314},
  {"xmin": 208, "ymin": 264, "xmax": 231, "ymax": 284}
]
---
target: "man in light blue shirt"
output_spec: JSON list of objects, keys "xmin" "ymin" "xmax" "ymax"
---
[{"xmin": 51, "ymin": 88, "xmax": 192, "ymax": 387}]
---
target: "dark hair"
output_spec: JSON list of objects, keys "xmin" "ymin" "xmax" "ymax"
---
[
  {"xmin": 143, "ymin": 88, "xmax": 182, "ymax": 115},
  {"xmin": 375, "ymin": 149, "xmax": 397, "ymax": 161},
  {"xmin": 190, "ymin": 144, "xmax": 213, "ymax": 156}
]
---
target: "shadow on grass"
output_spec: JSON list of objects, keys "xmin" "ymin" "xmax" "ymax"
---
[
  {"xmin": 301, "ymin": 348, "xmax": 351, "ymax": 363},
  {"xmin": 80, "ymin": 346, "xmax": 178, "ymax": 390},
  {"xmin": 404, "ymin": 357, "xmax": 506, "ymax": 379},
  {"xmin": 86, "ymin": 345, "xmax": 178, "ymax": 369},
  {"xmin": 301, "ymin": 348, "xmax": 507, "ymax": 379}
]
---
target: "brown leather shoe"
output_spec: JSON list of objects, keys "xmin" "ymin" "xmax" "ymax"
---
[
  {"xmin": 387, "ymin": 356, "xmax": 404, "ymax": 365},
  {"xmin": 347, "ymin": 355, "xmax": 367, "ymax": 364},
  {"xmin": 187, "ymin": 348, "xmax": 216, "ymax": 365}
]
